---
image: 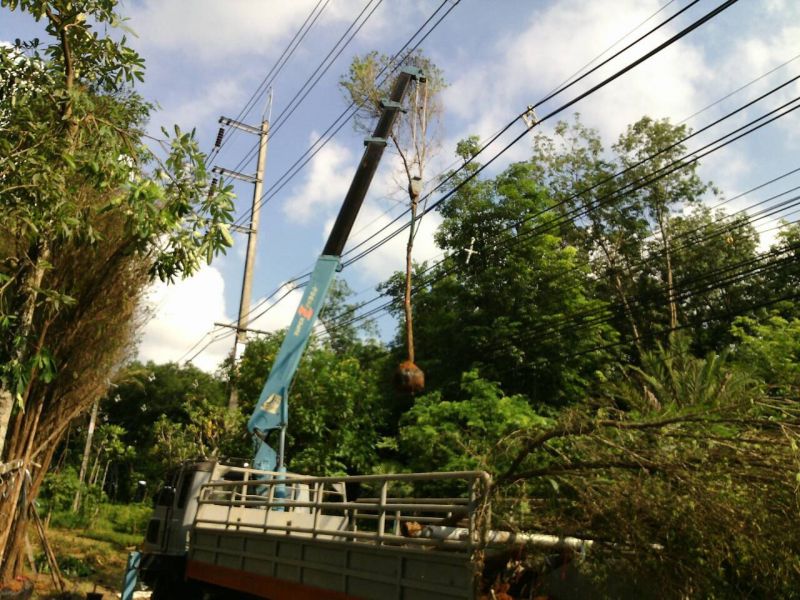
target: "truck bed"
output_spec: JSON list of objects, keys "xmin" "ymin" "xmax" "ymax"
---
[{"xmin": 185, "ymin": 470, "xmax": 490, "ymax": 600}]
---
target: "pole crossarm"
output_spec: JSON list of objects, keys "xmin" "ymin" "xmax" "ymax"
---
[
  {"xmin": 214, "ymin": 322, "xmax": 272, "ymax": 336},
  {"xmin": 212, "ymin": 166, "xmax": 260, "ymax": 184},
  {"xmin": 219, "ymin": 115, "xmax": 262, "ymax": 135}
]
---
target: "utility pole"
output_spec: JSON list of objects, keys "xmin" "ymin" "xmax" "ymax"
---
[{"xmin": 213, "ymin": 95, "xmax": 272, "ymax": 411}]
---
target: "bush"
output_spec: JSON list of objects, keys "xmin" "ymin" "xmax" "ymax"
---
[
  {"xmin": 40, "ymin": 467, "xmax": 81, "ymax": 513},
  {"xmin": 36, "ymin": 554, "xmax": 95, "ymax": 578},
  {"xmin": 99, "ymin": 503, "xmax": 151, "ymax": 535},
  {"xmin": 49, "ymin": 501, "xmax": 151, "ymax": 549}
]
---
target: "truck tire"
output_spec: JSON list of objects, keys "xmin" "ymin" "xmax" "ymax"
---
[{"xmin": 151, "ymin": 574, "xmax": 203, "ymax": 600}]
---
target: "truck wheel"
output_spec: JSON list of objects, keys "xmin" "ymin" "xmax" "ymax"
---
[{"xmin": 152, "ymin": 575, "xmax": 203, "ymax": 600}]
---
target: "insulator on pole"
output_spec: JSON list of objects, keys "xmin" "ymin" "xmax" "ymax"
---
[
  {"xmin": 214, "ymin": 127, "xmax": 225, "ymax": 148},
  {"xmin": 207, "ymin": 177, "xmax": 218, "ymax": 199}
]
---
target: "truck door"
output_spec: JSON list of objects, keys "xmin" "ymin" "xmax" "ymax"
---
[
  {"xmin": 163, "ymin": 468, "xmax": 195, "ymax": 554},
  {"xmin": 144, "ymin": 471, "xmax": 177, "ymax": 553}
]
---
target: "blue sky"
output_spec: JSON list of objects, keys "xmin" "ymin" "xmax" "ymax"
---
[{"xmin": 3, "ymin": 0, "xmax": 799, "ymax": 371}]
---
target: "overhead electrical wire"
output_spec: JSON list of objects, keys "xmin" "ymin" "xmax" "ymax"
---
[
  {"xmin": 179, "ymin": 0, "xmax": 457, "ymax": 365},
  {"xmin": 318, "ymin": 95, "xmax": 800, "ymax": 338},
  {"xmin": 222, "ymin": 0, "xmax": 385, "ymax": 178},
  {"xmin": 269, "ymin": 0, "xmax": 384, "ymax": 137},
  {"xmin": 228, "ymin": 0, "xmax": 460, "ymax": 229},
  {"xmin": 323, "ymin": 227, "xmax": 800, "ymax": 354},
  {"xmin": 316, "ymin": 178, "xmax": 800, "ymax": 340},
  {"xmin": 324, "ymin": 163, "xmax": 800, "ymax": 332},
  {"xmin": 222, "ymin": 0, "xmax": 688, "ymax": 320},
  {"xmin": 208, "ymin": 0, "xmax": 330, "ymax": 163},
  {"xmin": 305, "ymin": 1, "xmax": 704, "ymax": 334},
  {"xmin": 182, "ymin": 11, "xmax": 330, "ymax": 367},
  {"xmin": 678, "ymin": 50, "xmax": 800, "ymax": 125},
  {"xmin": 179, "ymin": 0, "xmax": 462, "ymax": 356},
  {"xmin": 332, "ymin": 0, "xmax": 689, "ymax": 263},
  {"xmin": 342, "ymin": 73, "xmax": 800, "ymax": 284},
  {"xmin": 183, "ymin": 0, "xmax": 742, "ymax": 363},
  {"xmin": 339, "ymin": 0, "xmax": 737, "ymax": 268},
  {"xmin": 484, "ymin": 246, "xmax": 800, "ymax": 369},
  {"xmin": 211, "ymin": 0, "xmax": 743, "ymax": 354}
]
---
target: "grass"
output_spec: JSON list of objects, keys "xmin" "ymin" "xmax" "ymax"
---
[{"xmin": 25, "ymin": 502, "xmax": 150, "ymax": 599}]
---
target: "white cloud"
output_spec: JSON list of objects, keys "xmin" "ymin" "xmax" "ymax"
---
[
  {"xmin": 283, "ymin": 133, "xmax": 356, "ymax": 223},
  {"xmin": 138, "ymin": 265, "xmax": 307, "ymax": 373},
  {"xmin": 138, "ymin": 265, "xmax": 231, "ymax": 372},
  {"xmin": 152, "ymin": 77, "xmax": 245, "ymax": 133},
  {"xmin": 445, "ymin": 0, "xmax": 711, "ymax": 149},
  {"xmin": 126, "ymin": 0, "xmax": 389, "ymax": 63}
]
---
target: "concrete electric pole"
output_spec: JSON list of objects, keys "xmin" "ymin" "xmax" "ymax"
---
[{"xmin": 213, "ymin": 100, "xmax": 271, "ymax": 411}]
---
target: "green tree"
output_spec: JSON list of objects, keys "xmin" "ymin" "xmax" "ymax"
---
[
  {"xmin": 151, "ymin": 399, "xmax": 247, "ymax": 473},
  {"xmin": 529, "ymin": 116, "xmax": 650, "ymax": 352},
  {"xmin": 493, "ymin": 339, "xmax": 800, "ymax": 597},
  {"xmin": 664, "ymin": 206, "xmax": 759, "ymax": 352},
  {"xmin": 399, "ymin": 370, "xmax": 546, "ymax": 474},
  {"xmin": 762, "ymin": 221, "xmax": 800, "ymax": 317},
  {"xmin": 101, "ymin": 362, "xmax": 236, "ymax": 498},
  {"xmin": 529, "ymin": 116, "xmax": 714, "ymax": 352},
  {"xmin": 731, "ymin": 313, "xmax": 800, "ymax": 395},
  {"xmin": 0, "ymin": 0, "xmax": 234, "ymax": 580},
  {"xmin": 614, "ymin": 117, "xmax": 711, "ymax": 333},
  {"xmin": 237, "ymin": 334, "xmax": 387, "ymax": 475},
  {"xmin": 383, "ymin": 141, "xmax": 618, "ymax": 405}
]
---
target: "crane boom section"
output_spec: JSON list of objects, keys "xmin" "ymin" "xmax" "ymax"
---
[{"xmin": 247, "ymin": 67, "xmax": 422, "ymax": 471}]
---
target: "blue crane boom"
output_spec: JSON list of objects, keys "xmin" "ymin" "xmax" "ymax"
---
[{"xmin": 247, "ymin": 67, "xmax": 423, "ymax": 472}]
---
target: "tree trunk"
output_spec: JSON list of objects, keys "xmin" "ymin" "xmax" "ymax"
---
[
  {"xmin": 72, "ymin": 398, "xmax": 99, "ymax": 512},
  {"xmin": 100, "ymin": 460, "xmax": 110, "ymax": 493},
  {"xmin": 89, "ymin": 453, "xmax": 101, "ymax": 488},
  {"xmin": 404, "ymin": 197, "xmax": 418, "ymax": 363},
  {"xmin": 0, "ymin": 389, "xmax": 12, "ymax": 461},
  {"xmin": 658, "ymin": 211, "xmax": 679, "ymax": 333},
  {"xmin": 0, "ymin": 396, "xmax": 44, "ymax": 581},
  {"xmin": 6, "ymin": 442, "xmax": 57, "ymax": 579},
  {"xmin": 0, "ymin": 242, "xmax": 51, "ymax": 464},
  {"xmin": 597, "ymin": 237, "xmax": 643, "ymax": 357}
]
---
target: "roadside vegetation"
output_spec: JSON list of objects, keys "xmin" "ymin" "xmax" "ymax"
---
[{"xmin": 2, "ymin": 0, "xmax": 799, "ymax": 597}]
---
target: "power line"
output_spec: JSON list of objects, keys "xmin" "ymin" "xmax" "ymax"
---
[
  {"xmin": 483, "ymin": 238, "xmax": 800, "ymax": 356},
  {"xmin": 339, "ymin": 0, "xmax": 707, "ymax": 265},
  {"xmin": 176, "ymin": 0, "xmax": 462, "ymax": 362},
  {"xmin": 319, "ymin": 92, "xmax": 800, "ymax": 338},
  {"xmin": 222, "ymin": 0, "xmax": 385, "ymax": 178},
  {"xmin": 343, "ymin": 76, "xmax": 800, "ymax": 278},
  {"xmin": 181, "ymin": 0, "xmax": 739, "ymax": 364},
  {"xmin": 340, "ymin": 0, "xmax": 742, "ymax": 268},
  {"xmin": 251, "ymin": 0, "xmax": 754, "ymax": 345},
  {"xmin": 269, "ymin": 0, "xmax": 384, "ymax": 137},
  {"xmin": 208, "ymin": 0, "xmax": 329, "ymax": 162},
  {"xmin": 317, "ymin": 179, "xmax": 800, "ymax": 340},
  {"xmin": 229, "ymin": 0, "xmax": 460, "ymax": 230},
  {"xmin": 678, "ymin": 50, "xmax": 800, "ymax": 125}
]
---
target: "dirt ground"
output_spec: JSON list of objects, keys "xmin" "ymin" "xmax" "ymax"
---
[{"xmin": 23, "ymin": 528, "xmax": 132, "ymax": 600}]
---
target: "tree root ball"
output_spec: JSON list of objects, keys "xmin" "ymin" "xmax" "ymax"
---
[{"xmin": 394, "ymin": 360, "xmax": 425, "ymax": 394}]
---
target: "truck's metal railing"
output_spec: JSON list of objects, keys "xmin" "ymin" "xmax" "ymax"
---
[{"xmin": 192, "ymin": 469, "xmax": 491, "ymax": 553}]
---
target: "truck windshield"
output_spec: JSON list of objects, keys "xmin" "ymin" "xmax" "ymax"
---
[{"xmin": 176, "ymin": 471, "xmax": 194, "ymax": 509}]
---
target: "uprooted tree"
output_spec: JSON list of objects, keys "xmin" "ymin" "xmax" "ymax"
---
[
  {"xmin": 340, "ymin": 50, "xmax": 446, "ymax": 393},
  {"xmin": 0, "ymin": 0, "xmax": 234, "ymax": 582}
]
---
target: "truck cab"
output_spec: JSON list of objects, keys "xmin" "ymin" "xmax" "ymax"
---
[{"xmin": 143, "ymin": 460, "xmax": 215, "ymax": 558}]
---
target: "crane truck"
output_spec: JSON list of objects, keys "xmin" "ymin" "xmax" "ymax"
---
[{"xmin": 132, "ymin": 67, "xmax": 503, "ymax": 600}]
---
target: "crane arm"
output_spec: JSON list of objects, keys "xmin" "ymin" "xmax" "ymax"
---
[{"xmin": 247, "ymin": 67, "xmax": 423, "ymax": 472}]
